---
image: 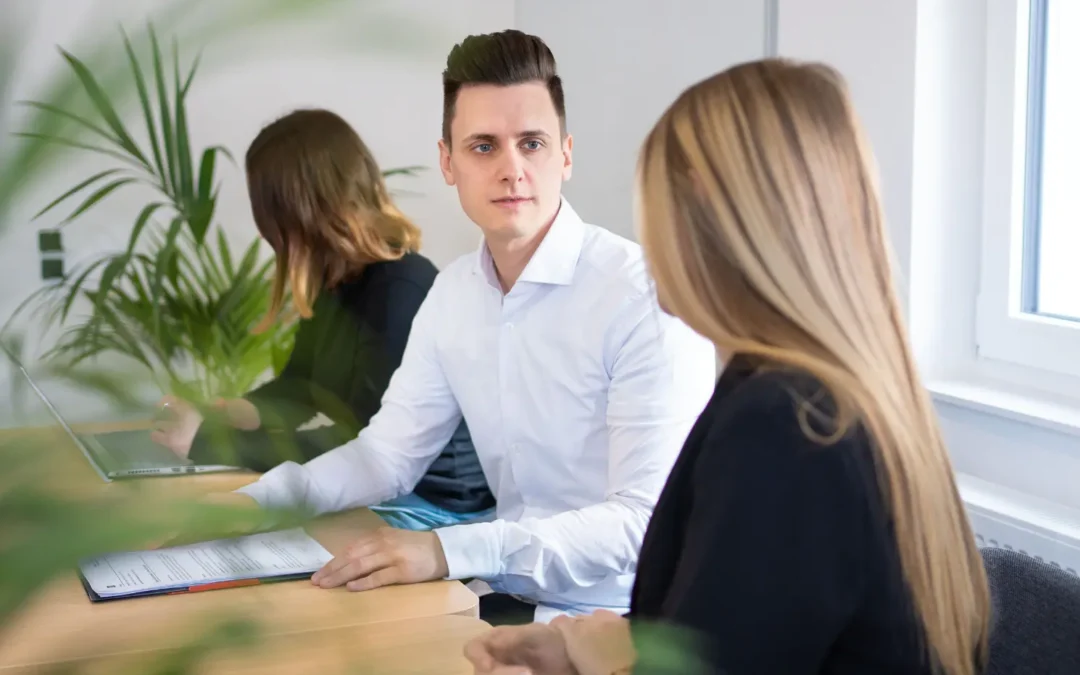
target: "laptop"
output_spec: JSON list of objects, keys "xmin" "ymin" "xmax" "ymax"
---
[{"xmin": 3, "ymin": 346, "xmax": 240, "ymax": 482}]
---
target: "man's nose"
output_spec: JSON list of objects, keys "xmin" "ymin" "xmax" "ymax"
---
[{"xmin": 496, "ymin": 150, "xmax": 526, "ymax": 183}]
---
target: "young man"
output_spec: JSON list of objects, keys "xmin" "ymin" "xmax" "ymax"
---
[{"xmin": 232, "ymin": 29, "xmax": 717, "ymax": 622}]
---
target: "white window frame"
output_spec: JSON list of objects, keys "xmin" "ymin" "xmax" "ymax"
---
[{"xmin": 976, "ymin": 0, "xmax": 1080, "ymax": 381}]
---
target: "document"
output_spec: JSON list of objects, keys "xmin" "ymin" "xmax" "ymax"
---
[{"xmin": 79, "ymin": 528, "xmax": 333, "ymax": 599}]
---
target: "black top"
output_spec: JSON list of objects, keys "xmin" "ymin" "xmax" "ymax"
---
[
  {"xmin": 189, "ymin": 253, "xmax": 494, "ymax": 514},
  {"xmin": 630, "ymin": 355, "xmax": 932, "ymax": 674}
]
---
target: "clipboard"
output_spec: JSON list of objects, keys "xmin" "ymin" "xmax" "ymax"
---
[
  {"xmin": 76, "ymin": 527, "xmax": 333, "ymax": 603},
  {"xmin": 77, "ymin": 569, "xmax": 316, "ymax": 603}
]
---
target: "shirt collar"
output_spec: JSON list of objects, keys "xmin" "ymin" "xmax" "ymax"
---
[{"xmin": 474, "ymin": 197, "xmax": 586, "ymax": 289}]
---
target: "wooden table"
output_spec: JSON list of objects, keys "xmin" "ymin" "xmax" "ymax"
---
[
  {"xmin": 0, "ymin": 615, "xmax": 490, "ymax": 674},
  {"xmin": 0, "ymin": 422, "xmax": 484, "ymax": 673}
]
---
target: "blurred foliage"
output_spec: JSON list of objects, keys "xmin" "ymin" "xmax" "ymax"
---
[{"xmin": 0, "ymin": 2, "xmax": 440, "ymax": 674}]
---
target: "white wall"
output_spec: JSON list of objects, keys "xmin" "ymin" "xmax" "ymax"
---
[
  {"xmin": 516, "ymin": 0, "xmax": 769, "ymax": 238},
  {"xmin": 777, "ymin": 0, "xmax": 1080, "ymax": 511}
]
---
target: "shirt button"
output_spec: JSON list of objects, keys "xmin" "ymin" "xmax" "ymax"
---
[{"xmin": 506, "ymin": 322, "xmax": 515, "ymax": 330}]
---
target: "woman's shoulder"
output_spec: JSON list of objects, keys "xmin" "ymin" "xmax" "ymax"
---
[
  {"xmin": 362, "ymin": 252, "xmax": 439, "ymax": 288},
  {"xmin": 696, "ymin": 355, "xmax": 877, "ymax": 481},
  {"xmin": 331, "ymin": 252, "xmax": 438, "ymax": 302}
]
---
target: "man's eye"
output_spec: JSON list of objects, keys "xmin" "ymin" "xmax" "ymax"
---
[
  {"xmin": 474, "ymin": 143, "xmax": 493, "ymax": 153},
  {"xmin": 523, "ymin": 140, "xmax": 542, "ymax": 151}
]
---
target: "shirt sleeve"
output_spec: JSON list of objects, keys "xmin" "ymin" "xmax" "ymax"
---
[
  {"xmin": 236, "ymin": 275, "xmax": 463, "ymax": 514},
  {"xmin": 434, "ymin": 293, "xmax": 717, "ymax": 594},
  {"xmin": 655, "ymin": 377, "xmax": 873, "ymax": 674}
]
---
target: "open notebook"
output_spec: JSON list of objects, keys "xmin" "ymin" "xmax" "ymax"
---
[{"xmin": 77, "ymin": 528, "xmax": 334, "ymax": 602}]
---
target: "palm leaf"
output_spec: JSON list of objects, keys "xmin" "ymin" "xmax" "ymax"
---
[
  {"xmin": 31, "ymin": 168, "xmax": 123, "ymax": 220},
  {"xmin": 173, "ymin": 40, "xmax": 195, "ymax": 213},
  {"xmin": 58, "ymin": 48, "xmax": 150, "ymax": 169},
  {"xmin": 121, "ymin": 28, "xmax": 167, "ymax": 187},
  {"xmin": 10, "ymin": 131, "xmax": 144, "ymax": 170},
  {"xmin": 60, "ymin": 177, "xmax": 137, "ymax": 224},
  {"xmin": 148, "ymin": 27, "xmax": 178, "ymax": 198}
]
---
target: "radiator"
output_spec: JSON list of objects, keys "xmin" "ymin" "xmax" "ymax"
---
[{"xmin": 959, "ymin": 473, "xmax": 1080, "ymax": 577}]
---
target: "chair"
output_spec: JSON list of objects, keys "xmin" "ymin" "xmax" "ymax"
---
[{"xmin": 981, "ymin": 547, "xmax": 1080, "ymax": 675}]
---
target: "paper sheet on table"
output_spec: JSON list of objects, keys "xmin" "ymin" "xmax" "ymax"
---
[{"xmin": 79, "ymin": 528, "xmax": 333, "ymax": 598}]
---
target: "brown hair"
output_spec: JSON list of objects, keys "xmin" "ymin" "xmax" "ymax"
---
[
  {"xmin": 441, "ymin": 29, "xmax": 566, "ymax": 145},
  {"xmin": 637, "ymin": 59, "xmax": 990, "ymax": 675},
  {"xmin": 246, "ymin": 108, "xmax": 421, "ymax": 332}
]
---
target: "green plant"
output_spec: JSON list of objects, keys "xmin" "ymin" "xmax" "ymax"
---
[
  {"xmin": 6, "ymin": 27, "xmax": 292, "ymax": 403},
  {"xmin": 9, "ymin": 27, "xmax": 425, "ymax": 403}
]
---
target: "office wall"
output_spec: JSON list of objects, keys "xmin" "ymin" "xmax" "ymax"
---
[{"xmin": 516, "ymin": 0, "xmax": 769, "ymax": 239}]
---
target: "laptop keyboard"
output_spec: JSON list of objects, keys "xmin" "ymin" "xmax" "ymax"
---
[{"xmin": 81, "ymin": 431, "xmax": 186, "ymax": 471}]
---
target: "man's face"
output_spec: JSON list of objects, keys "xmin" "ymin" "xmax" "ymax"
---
[{"xmin": 439, "ymin": 82, "xmax": 572, "ymax": 241}]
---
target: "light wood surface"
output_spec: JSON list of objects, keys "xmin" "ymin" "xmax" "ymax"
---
[
  {"xmin": 0, "ymin": 422, "xmax": 482, "ymax": 673},
  {"xmin": 0, "ymin": 615, "xmax": 490, "ymax": 675}
]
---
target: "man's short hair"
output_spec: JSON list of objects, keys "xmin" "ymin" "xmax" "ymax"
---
[{"xmin": 441, "ymin": 29, "xmax": 566, "ymax": 146}]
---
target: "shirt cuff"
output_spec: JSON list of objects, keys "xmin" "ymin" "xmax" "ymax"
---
[
  {"xmin": 435, "ymin": 521, "xmax": 503, "ymax": 581},
  {"xmin": 235, "ymin": 461, "xmax": 307, "ymax": 511}
]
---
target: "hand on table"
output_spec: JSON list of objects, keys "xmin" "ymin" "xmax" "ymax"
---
[
  {"xmin": 552, "ymin": 611, "xmax": 636, "ymax": 675},
  {"xmin": 464, "ymin": 622, "xmax": 575, "ymax": 675},
  {"xmin": 310, "ymin": 527, "xmax": 449, "ymax": 592},
  {"xmin": 464, "ymin": 611, "xmax": 637, "ymax": 675},
  {"xmin": 150, "ymin": 395, "xmax": 204, "ymax": 458},
  {"xmin": 150, "ymin": 396, "xmax": 262, "ymax": 458}
]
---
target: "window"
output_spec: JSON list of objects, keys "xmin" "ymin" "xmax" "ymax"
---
[
  {"xmin": 977, "ymin": 0, "xmax": 1080, "ymax": 380},
  {"xmin": 1031, "ymin": 0, "xmax": 1080, "ymax": 320}
]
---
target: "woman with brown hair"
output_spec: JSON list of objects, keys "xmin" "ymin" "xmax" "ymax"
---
[
  {"xmin": 465, "ymin": 59, "xmax": 989, "ymax": 674},
  {"xmin": 152, "ymin": 108, "xmax": 494, "ymax": 530}
]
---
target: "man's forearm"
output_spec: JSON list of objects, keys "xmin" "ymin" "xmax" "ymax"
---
[{"xmin": 434, "ymin": 495, "xmax": 653, "ymax": 593}]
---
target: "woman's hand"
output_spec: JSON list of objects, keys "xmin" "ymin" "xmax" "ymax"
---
[
  {"xmin": 552, "ymin": 611, "xmax": 636, "ymax": 675},
  {"xmin": 150, "ymin": 396, "xmax": 262, "ymax": 458},
  {"xmin": 218, "ymin": 398, "xmax": 261, "ymax": 431},
  {"xmin": 149, "ymin": 395, "xmax": 203, "ymax": 458},
  {"xmin": 464, "ymin": 622, "xmax": 576, "ymax": 675}
]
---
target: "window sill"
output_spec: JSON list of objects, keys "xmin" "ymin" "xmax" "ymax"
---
[{"xmin": 928, "ymin": 377, "xmax": 1080, "ymax": 439}]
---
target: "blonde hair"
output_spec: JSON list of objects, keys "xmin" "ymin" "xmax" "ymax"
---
[
  {"xmin": 245, "ymin": 109, "xmax": 422, "ymax": 332},
  {"xmin": 636, "ymin": 59, "xmax": 989, "ymax": 675}
]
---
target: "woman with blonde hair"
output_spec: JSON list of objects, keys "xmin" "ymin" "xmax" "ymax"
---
[
  {"xmin": 465, "ymin": 59, "xmax": 989, "ymax": 674},
  {"xmin": 152, "ymin": 108, "xmax": 494, "ymax": 530}
]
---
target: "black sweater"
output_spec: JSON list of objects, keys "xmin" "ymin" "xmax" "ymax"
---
[
  {"xmin": 189, "ymin": 253, "xmax": 494, "ymax": 514},
  {"xmin": 629, "ymin": 355, "xmax": 934, "ymax": 674}
]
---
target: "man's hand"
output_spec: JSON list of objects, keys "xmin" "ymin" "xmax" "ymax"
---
[
  {"xmin": 464, "ymin": 623, "xmax": 575, "ymax": 675},
  {"xmin": 310, "ymin": 527, "xmax": 449, "ymax": 592}
]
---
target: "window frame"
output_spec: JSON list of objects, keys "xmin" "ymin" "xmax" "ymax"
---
[{"xmin": 976, "ymin": 0, "xmax": 1080, "ymax": 381}]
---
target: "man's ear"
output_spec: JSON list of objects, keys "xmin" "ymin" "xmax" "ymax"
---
[
  {"xmin": 438, "ymin": 138, "xmax": 455, "ymax": 186},
  {"xmin": 561, "ymin": 133, "xmax": 574, "ymax": 182}
]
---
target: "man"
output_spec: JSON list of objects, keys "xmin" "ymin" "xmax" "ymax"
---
[{"xmin": 232, "ymin": 29, "xmax": 716, "ymax": 622}]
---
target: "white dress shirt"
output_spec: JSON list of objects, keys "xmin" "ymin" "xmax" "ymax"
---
[{"xmin": 238, "ymin": 199, "xmax": 717, "ymax": 620}]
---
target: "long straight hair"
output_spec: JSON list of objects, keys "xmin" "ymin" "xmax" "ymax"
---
[
  {"xmin": 245, "ymin": 109, "xmax": 421, "ymax": 332},
  {"xmin": 637, "ymin": 59, "xmax": 990, "ymax": 675}
]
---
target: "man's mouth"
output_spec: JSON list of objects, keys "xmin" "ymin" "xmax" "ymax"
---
[{"xmin": 492, "ymin": 196, "xmax": 533, "ymax": 205}]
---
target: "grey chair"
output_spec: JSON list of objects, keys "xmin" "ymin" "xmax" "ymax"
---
[{"xmin": 981, "ymin": 547, "xmax": 1080, "ymax": 675}]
